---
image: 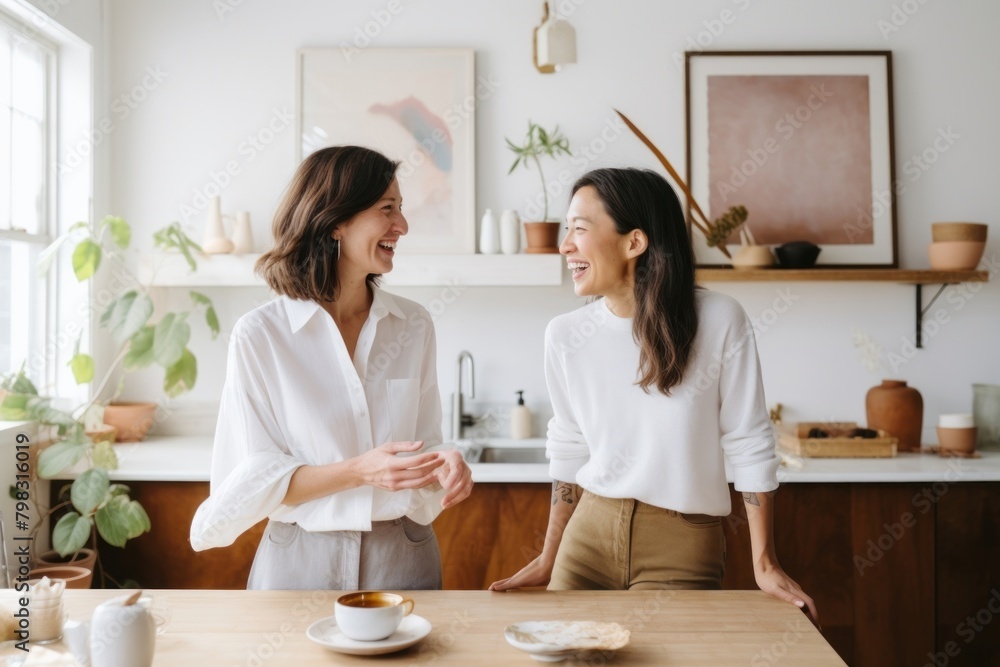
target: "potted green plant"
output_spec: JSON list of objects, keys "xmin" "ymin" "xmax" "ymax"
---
[
  {"xmin": 505, "ymin": 120, "xmax": 571, "ymax": 253},
  {"xmin": 0, "ymin": 215, "xmax": 218, "ymax": 584}
]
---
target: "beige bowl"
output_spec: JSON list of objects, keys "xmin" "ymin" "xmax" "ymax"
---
[
  {"xmin": 731, "ymin": 245, "xmax": 775, "ymax": 270},
  {"xmin": 932, "ymin": 222, "xmax": 988, "ymax": 243},
  {"xmin": 928, "ymin": 241, "xmax": 986, "ymax": 270}
]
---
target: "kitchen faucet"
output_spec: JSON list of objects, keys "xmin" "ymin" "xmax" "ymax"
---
[{"xmin": 452, "ymin": 350, "xmax": 476, "ymax": 440}]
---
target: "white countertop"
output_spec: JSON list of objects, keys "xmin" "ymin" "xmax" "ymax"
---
[{"xmin": 51, "ymin": 435, "xmax": 1000, "ymax": 484}]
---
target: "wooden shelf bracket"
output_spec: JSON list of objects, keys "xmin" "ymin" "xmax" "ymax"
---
[{"xmin": 915, "ymin": 282, "xmax": 952, "ymax": 349}]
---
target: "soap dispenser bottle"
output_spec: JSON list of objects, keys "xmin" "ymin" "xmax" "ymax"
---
[{"xmin": 511, "ymin": 390, "xmax": 532, "ymax": 440}]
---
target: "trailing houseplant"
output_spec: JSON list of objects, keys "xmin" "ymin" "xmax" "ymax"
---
[{"xmin": 0, "ymin": 215, "xmax": 218, "ymax": 572}]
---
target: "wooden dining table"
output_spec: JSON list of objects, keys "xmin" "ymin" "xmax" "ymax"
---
[{"xmin": 2, "ymin": 589, "xmax": 845, "ymax": 665}]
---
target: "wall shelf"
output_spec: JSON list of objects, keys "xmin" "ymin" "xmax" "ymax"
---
[
  {"xmin": 695, "ymin": 268, "xmax": 989, "ymax": 284},
  {"xmin": 139, "ymin": 252, "xmax": 565, "ymax": 287},
  {"xmin": 696, "ymin": 267, "xmax": 991, "ymax": 349}
]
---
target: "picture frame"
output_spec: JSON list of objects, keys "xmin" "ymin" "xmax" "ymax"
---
[
  {"xmin": 296, "ymin": 48, "xmax": 476, "ymax": 254},
  {"xmin": 685, "ymin": 51, "xmax": 897, "ymax": 267}
]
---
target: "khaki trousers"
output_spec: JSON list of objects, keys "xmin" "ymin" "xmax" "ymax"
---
[
  {"xmin": 247, "ymin": 517, "xmax": 442, "ymax": 590},
  {"xmin": 548, "ymin": 490, "xmax": 726, "ymax": 591}
]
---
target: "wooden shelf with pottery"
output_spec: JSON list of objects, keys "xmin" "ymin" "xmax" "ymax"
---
[
  {"xmin": 696, "ymin": 267, "xmax": 989, "ymax": 348},
  {"xmin": 695, "ymin": 268, "xmax": 989, "ymax": 284}
]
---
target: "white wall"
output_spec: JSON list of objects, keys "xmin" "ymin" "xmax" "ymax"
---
[{"xmin": 104, "ymin": 0, "xmax": 1000, "ymax": 443}]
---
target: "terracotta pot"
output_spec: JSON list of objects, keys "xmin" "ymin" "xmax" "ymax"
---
[
  {"xmin": 34, "ymin": 547, "xmax": 97, "ymax": 573},
  {"xmin": 524, "ymin": 222, "xmax": 561, "ymax": 254},
  {"xmin": 928, "ymin": 241, "xmax": 986, "ymax": 270},
  {"xmin": 936, "ymin": 426, "xmax": 977, "ymax": 455},
  {"xmin": 103, "ymin": 401, "xmax": 158, "ymax": 442},
  {"xmin": 866, "ymin": 380, "xmax": 924, "ymax": 452},
  {"xmin": 28, "ymin": 565, "xmax": 93, "ymax": 589}
]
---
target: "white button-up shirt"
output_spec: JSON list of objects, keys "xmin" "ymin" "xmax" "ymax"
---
[{"xmin": 190, "ymin": 288, "xmax": 445, "ymax": 551}]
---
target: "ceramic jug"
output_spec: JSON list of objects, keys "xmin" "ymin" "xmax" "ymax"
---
[
  {"xmin": 231, "ymin": 210, "xmax": 255, "ymax": 254},
  {"xmin": 63, "ymin": 594, "xmax": 156, "ymax": 667},
  {"xmin": 479, "ymin": 209, "xmax": 500, "ymax": 254},
  {"xmin": 866, "ymin": 379, "xmax": 923, "ymax": 452},
  {"xmin": 202, "ymin": 196, "xmax": 234, "ymax": 254},
  {"xmin": 500, "ymin": 209, "xmax": 521, "ymax": 255}
]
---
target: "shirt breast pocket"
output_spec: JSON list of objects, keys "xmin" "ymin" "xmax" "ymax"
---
[{"xmin": 385, "ymin": 378, "xmax": 421, "ymax": 442}]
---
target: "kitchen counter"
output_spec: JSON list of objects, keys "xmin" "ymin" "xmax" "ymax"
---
[
  {"xmin": 57, "ymin": 434, "xmax": 1000, "ymax": 483},
  {"xmin": 0, "ymin": 589, "xmax": 843, "ymax": 666}
]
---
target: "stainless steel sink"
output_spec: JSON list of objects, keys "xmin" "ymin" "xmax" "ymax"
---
[{"xmin": 476, "ymin": 447, "xmax": 548, "ymax": 464}]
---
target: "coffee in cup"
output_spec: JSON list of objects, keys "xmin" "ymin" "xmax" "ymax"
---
[{"xmin": 334, "ymin": 591, "xmax": 415, "ymax": 641}]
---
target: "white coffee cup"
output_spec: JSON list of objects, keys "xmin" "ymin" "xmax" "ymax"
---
[
  {"xmin": 939, "ymin": 413, "xmax": 975, "ymax": 428},
  {"xmin": 334, "ymin": 591, "xmax": 415, "ymax": 641}
]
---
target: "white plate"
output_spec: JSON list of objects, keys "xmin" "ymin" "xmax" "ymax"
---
[
  {"xmin": 306, "ymin": 614, "xmax": 431, "ymax": 656},
  {"xmin": 504, "ymin": 620, "xmax": 630, "ymax": 662}
]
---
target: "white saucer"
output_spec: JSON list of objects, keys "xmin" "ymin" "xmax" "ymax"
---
[{"xmin": 306, "ymin": 614, "xmax": 432, "ymax": 655}]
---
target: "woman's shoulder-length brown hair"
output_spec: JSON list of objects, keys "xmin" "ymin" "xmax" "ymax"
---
[{"xmin": 255, "ymin": 145, "xmax": 400, "ymax": 302}]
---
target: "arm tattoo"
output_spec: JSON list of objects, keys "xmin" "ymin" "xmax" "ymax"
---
[
  {"xmin": 552, "ymin": 481, "xmax": 582, "ymax": 505},
  {"xmin": 742, "ymin": 492, "xmax": 761, "ymax": 507}
]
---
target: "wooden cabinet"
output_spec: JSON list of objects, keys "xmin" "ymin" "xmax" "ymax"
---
[{"xmin": 90, "ymin": 480, "xmax": 999, "ymax": 666}]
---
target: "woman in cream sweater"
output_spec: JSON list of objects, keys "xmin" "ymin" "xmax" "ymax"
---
[{"xmin": 490, "ymin": 168, "xmax": 818, "ymax": 626}]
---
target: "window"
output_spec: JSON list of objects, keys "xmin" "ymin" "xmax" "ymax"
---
[{"xmin": 0, "ymin": 15, "xmax": 55, "ymax": 381}]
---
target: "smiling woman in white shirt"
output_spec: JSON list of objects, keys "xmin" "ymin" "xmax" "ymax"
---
[
  {"xmin": 190, "ymin": 145, "xmax": 473, "ymax": 590},
  {"xmin": 489, "ymin": 168, "xmax": 818, "ymax": 626}
]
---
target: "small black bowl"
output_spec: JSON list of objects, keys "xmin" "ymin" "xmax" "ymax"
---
[{"xmin": 775, "ymin": 241, "xmax": 821, "ymax": 268}]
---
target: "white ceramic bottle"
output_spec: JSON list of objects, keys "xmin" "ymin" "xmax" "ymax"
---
[
  {"xmin": 510, "ymin": 390, "xmax": 532, "ymax": 440},
  {"xmin": 202, "ymin": 196, "xmax": 234, "ymax": 254},
  {"xmin": 231, "ymin": 210, "xmax": 255, "ymax": 254},
  {"xmin": 500, "ymin": 209, "xmax": 521, "ymax": 255},
  {"xmin": 479, "ymin": 208, "xmax": 500, "ymax": 254}
]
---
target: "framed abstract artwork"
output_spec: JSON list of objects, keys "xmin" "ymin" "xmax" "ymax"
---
[
  {"xmin": 297, "ymin": 48, "xmax": 476, "ymax": 254},
  {"xmin": 685, "ymin": 51, "xmax": 897, "ymax": 267}
]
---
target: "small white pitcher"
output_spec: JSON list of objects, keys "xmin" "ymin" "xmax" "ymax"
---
[{"xmin": 62, "ymin": 593, "xmax": 156, "ymax": 667}]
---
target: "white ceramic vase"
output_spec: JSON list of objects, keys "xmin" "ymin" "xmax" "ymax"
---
[
  {"xmin": 500, "ymin": 210, "xmax": 521, "ymax": 255},
  {"xmin": 479, "ymin": 209, "xmax": 500, "ymax": 254},
  {"xmin": 231, "ymin": 210, "xmax": 254, "ymax": 254},
  {"xmin": 202, "ymin": 197, "xmax": 234, "ymax": 254}
]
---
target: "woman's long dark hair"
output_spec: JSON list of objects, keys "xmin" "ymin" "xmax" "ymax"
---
[
  {"xmin": 572, "ymin": 168, "xmax": 698, "ymax": 395},
  {"xmin": 256, "ymin": 145, "xmax": 399, "ymax": 301}
]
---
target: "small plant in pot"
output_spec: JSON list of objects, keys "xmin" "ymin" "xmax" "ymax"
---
[
  {"xmin": 505, "ymin": 120, "xmax": 571, "ymax": 253},
  {"xmin": 1, "ymin": 215, "xmax": 219, "ymax": 584}
]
